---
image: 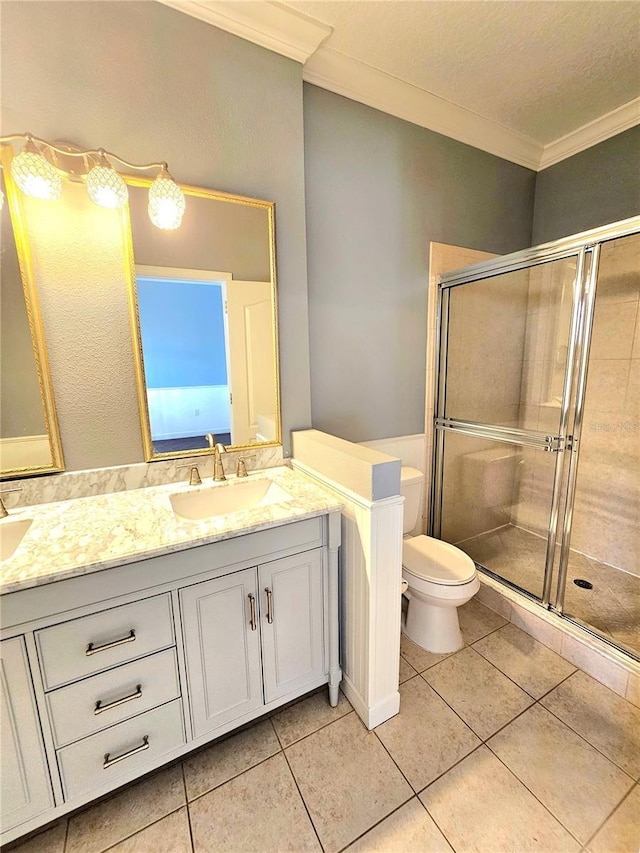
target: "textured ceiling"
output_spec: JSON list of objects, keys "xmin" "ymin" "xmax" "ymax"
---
[{"xmin": 282, "ymin": 0, "xmax": 640, "ymax": 144}]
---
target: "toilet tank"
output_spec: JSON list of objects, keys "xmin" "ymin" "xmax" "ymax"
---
[{"xmin": 401, "ymin": 466, "xmax": 423, "ymax": 535}]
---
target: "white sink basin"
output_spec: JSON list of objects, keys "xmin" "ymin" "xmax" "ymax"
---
[
  {"xmin": 170, "ymin": 479, "xmax": 292, "ymax": 521},
  {"xmin": 0, "ymin": 518, "xmax": 33, "ymax": 561}
]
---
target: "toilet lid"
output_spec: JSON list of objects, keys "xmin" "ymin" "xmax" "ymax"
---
[{"xmin": 402, "ymin": 535, "xmax": 476, "ymax": 585}]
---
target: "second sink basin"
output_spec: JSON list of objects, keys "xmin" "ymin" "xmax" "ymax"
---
[
  {"xmin": 0, "ymin": 518, "xmax": 33, "ymax": 561},
  {"xmin": 170, "ymin": 478, "xmax": 292, "ymax": 521}
]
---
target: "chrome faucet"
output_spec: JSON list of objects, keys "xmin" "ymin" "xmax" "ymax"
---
[{"xmin": 206, "ymin": 433, "xmax": 227, "ymax": 481}]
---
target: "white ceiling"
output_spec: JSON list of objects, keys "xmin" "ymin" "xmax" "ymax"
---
[{"xmin": 160, "ymin": 0, "xmax": 640, "ymax": 170}]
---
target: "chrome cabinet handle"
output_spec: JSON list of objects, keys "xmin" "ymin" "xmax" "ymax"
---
[
  {"xmin": 94, "ymin": 684, "xmax": 142, "ymax": 716},
  {"xmin": 86, "ymin": 629, "xmax": 136, "ymax": 656},
  {"xmin": 265, "ymin": 588, "xmax": 274, "ymax": 624},
  {"xmin": 103, "ymin": 735, "xmax": 149, "ymax": 770},
  {"xmin": 248, "ymin": 593, "xmax": 257, "ymax": 631}
]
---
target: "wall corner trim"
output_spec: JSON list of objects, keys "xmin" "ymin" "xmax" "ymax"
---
[
  {"xmin": 157, "ymin": 0, "xmax": 332, "ymax": 63},
  {"xmin": 539, "ymin": 97, "xmax": 640, "ymax": 170},
  {"xmin": 302, "ymin": 47, "xmax": 543, "ymax": 171}
]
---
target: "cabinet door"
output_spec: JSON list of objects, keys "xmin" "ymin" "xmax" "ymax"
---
[
  {"xmin": 259, "ymin": 550, "xmax": 325, "ymax": 703},
  {"xmin": 1, "ymin": 637, "xmax": 54, "ymax": 831},
  {"xmin": 180, "ymin": 568, "xmax": 263, "ymax": 738}
]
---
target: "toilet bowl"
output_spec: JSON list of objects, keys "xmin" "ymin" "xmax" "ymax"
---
[
  {"xmin": 400, "ymin": 467, "xmax": 479, "ymax": 654},
  {"xmin": 402, "ymin": 535, "xmax": 479, "ymax": 653}
]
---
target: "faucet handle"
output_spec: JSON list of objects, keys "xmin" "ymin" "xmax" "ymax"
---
[
  {"xmin": 177, "ymin": 465, "xmax": 202, "ymax": 486},
  {"xmin": 236, "ymin": 455, "xmax": 256, "ymax": 478},
  {"xmin": 0, "ymin": 487, "xmax": 22, "ymax": 518}
]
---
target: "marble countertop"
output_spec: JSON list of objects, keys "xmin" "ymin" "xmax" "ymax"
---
[{"xmin": 0, "ymin": 466, "xmax": 342, "ymax": 594}]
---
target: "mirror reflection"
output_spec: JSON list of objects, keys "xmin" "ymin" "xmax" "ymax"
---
[
  {"xmin": 125, "ymin": 181, "xmax": 280, "ymax": 460},
  {"xmin": 0, "ymin": 157, "xmax": 64, "ymax": 476}
]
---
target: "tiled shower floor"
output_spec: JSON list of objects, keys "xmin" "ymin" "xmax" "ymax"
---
[
  {"xmin": 8, "ymin": 601, "xmax": 640, "ymax": 853},
  {"xmin": 459, "ymin": 525, "xmax": 640, "ymax": 656}
]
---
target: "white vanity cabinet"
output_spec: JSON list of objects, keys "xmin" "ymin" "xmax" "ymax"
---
[
  {"xmin": 0, "ymin": 509, "xmax": 342, "ymax": 847},
  {"xmin": 181, "ymin": 549, "xmax": 326, "ymax": 738},
  {"xmin": 0, "ymin": 637, "xmax": 54, "ymax": 830},
  {"xmin": 181, "ymin": 567, "xmax": 264, "ymax": 737},
  {"xmin": 259, "ymin": 550, "xmax": 325, "ymax": 703}
]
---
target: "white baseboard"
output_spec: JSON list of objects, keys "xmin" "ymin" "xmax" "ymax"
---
[{"xmin": 341, "ymin": 674, "xmax": 400, "ymax": 730}]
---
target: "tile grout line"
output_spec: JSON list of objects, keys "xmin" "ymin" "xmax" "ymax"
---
[
  {"xmin": 280, "ymin": 744, "xmax": 326, "ymax": 853},
  {"xmin": 95, "ymin": 806, "xmax": 187, "ymax": 853},
  {"xmin": 372, "ymin": 723, "xmax": 420, "ymax": 793},
  {"xmin": 184, "ymin": 747, "xmax": 283, "ymax": 806},
  {"xmin": 183, "ymin": 707, "xmax": 357, "ymax": 809},
  {"xmin": 412, "ymin": 671, "xmax": 486, "ymax": 744},
  {"xmin": 62, "ymin": 818, "xmax": 70, "ymax": 853},
  {"xmin": 376, "ymin": 672, "xmax": 487, "ymax": 798},
  {"xmin": 181, "ymin": 762, "xmax": 196, "ymax": 853},
  {"xmin": 275, "ymin": 707, "xmax": 356, "ymax": 751},
  {"xmin": 484, "ymin": 739, "xmax": 589, "ymax": 849},
  {"xmin": 333, "ymin": 795, "xmax": 421, "ymax": 853},
  {"xmin": 463, "ymin": 642, "xmax": 540, "ymax": 700},
  {"xmin": 579, "ymin": 778, "xmax": 639, "ymax": 852},
  {"xmin": 539, "ymin": 696, "xmax": 639, "ymax": 781},
  {"xmin": 416, "ymin": 664, "xmax": 533, "ymax": 745},
  {"xmin": 415, "ymin": 742, "xmax": 486, "ymax": 798}
]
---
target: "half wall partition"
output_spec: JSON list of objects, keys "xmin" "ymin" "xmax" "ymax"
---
[{"xmin": 431, "ymin": 217, "xmax": 640, "ymax": 660}]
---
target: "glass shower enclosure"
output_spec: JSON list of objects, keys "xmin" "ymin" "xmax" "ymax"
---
[{"xmin": 431, "ymin": 217, "xmax": 640, "ymax": 660}]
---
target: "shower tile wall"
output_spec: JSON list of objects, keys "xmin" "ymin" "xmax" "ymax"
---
[{"xmin": 570, "ymin": 235, "xmax": 640, "ymax": 577}]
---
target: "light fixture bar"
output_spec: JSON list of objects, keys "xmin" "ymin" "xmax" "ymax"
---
[{"xmin": 0, "ymin": 133, "xmax": 186, "ymax": 229}]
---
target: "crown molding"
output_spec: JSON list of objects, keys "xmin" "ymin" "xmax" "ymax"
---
[
  {"xmin": 157, "ymin": 0, "xmax": 332, "ymax": 63},
  {"xmin": 539, "ymin": 97, "xmax": 640, "ymax": 170},
  {"xmin": 303, "ymin": 47, "xmax": 542, "ymax": 171},
  {"xmin": 157, "ymin": 1, "xmax": 639, "ymax": 172}
]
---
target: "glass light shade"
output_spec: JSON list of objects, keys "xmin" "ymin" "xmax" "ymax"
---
[
  {"xmin": 11, "ymin": 149, "xmax": 63, "ymax": 200},
  {"xmin": 86, "ymin": 163, "xmax": 128, "ymax": 209},
  {"xmin": 148, "ymin": 172, "xmax": 185, "ymax": 230}
]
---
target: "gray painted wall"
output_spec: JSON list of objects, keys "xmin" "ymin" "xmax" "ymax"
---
[
  {"xmin": 1, "ymin": 0, "xmax": 310, "ymax": 467},
  {"xmin": 303, "ymin": 84, "xmax": 536, "ymax": 443},
  {"xmin": 532, "ymin": 126, "xmax": 640, "ymax": 244}
]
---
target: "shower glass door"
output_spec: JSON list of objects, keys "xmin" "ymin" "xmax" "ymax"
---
[
  {"xmin": 433, "ymin": 253, "xmax": 583, "ymax": 604},
  {"xmin": 433, "ymin": 218, "xmax": 640, "ymax": 659}
]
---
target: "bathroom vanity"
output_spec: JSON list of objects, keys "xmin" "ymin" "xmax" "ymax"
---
[{"xmin": 0, "ymin": 467, "xmax": 342, "ymax": 845}]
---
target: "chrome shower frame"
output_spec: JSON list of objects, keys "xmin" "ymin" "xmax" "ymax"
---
[{"xmin": 430, "ymin": 215, "xmax": 640, "ymax": 659}]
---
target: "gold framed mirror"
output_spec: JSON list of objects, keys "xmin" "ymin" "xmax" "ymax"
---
[
  {"xmin": 0, "ymin": 146, "xmax": 64, "ymax": 478},
  {"xmin": 124, "ymin": 177, "xmax": 281, "ymax": 462}
]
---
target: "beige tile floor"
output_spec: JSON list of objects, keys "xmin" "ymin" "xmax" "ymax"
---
[
  {"xmin": 460, "ymin": 525, "xmax": 640, "ymax": 655},
  {"xmin": 9, "ymin": 601, "xmax": 640, "ymax": 853}
]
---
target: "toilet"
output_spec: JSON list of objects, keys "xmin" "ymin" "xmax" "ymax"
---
[{"xmin": 401, "ymin": 466, "xmax": 479, "ymax": 653}]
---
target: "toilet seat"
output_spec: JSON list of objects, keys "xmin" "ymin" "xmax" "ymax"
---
[{"xmin": 402, "ymin": 535, "xmax": 476, "ymax": 585}]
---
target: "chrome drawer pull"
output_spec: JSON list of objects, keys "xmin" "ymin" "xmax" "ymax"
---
[
  {"xmin": 248, "ymin": 593, "xmax": 257, "ymax": 631},
  {"xmin": 94, "ymin": 684, "xmax": 142, "ymax": 716},
  {"xmin": 86, "ymin": 629, "xmax": 136, "ymax": 656},
  {"xmin": 103, "ymin": 735, "xmax": 149, "ymax": 769},
  {"xmin": 265, "ymin": 587, "xmax": 274, "ymax": 624}
]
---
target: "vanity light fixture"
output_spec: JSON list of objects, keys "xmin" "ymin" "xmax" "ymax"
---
[
  {"xmin": 85, "ymin": 151, "xmax": 128, "ymax": 209},
  {"xmin": 148, "ymin": 166, "xmax": 186, "ymax": 230},
  {"xmin": 0, "ymin": 133, "xmax": 186, "ymax": 229},
  {"xmin": 10, "ymin": 136, "xmax": 63, "ymax": 201}
]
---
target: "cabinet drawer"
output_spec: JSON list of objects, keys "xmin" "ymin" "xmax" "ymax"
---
[
  {"xmin": 57, "ymin": 699, "xmax": 184, "ymax": 801},
  {"xmin": 46, "ymin": 649, "xmax": 180, "ymax": 748},
  {"xmin": 36, "ymin": 595, "xmax": 174, "ymax": 690}
]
